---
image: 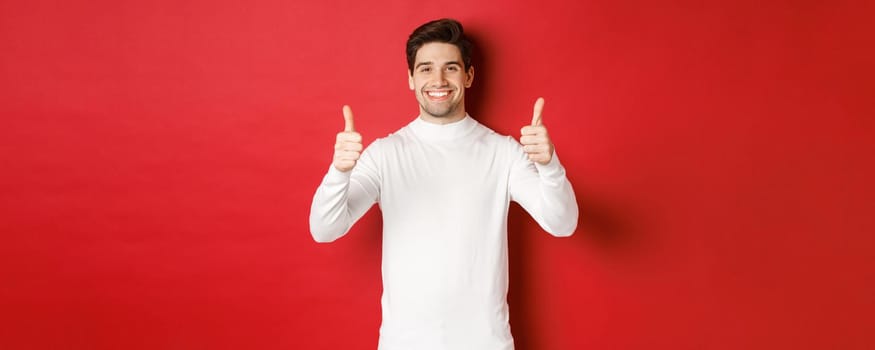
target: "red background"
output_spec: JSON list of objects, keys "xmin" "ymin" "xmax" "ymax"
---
[{"xmin": 1, "ymin": 0, "xmax": 873, "ymax": 349}]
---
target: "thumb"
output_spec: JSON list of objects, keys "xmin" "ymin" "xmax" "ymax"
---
[
  {"xmin": 531, "ymin": 97, "xmax": 545, "ymax": 126},
  {"xmin": 342, "ymin": 105, "xmax": 355, "ymax": 132}
]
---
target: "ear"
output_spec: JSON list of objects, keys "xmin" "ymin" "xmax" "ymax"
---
[
  {"xmin": 465, "ymin": 65, "xmax": 475, "ymax": 88},
  {"xmin": 408, "ymin": 69, "xmax": 415, "ymax": 90}
]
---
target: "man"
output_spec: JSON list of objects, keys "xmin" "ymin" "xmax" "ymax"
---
[{"xmin": 309, "ymin": 18, "xmax": 578, "ymax": 350}]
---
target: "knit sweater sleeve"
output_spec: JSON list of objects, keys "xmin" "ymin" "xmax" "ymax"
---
[
  {"xmin": 308, "ymin": 142, "xmax": 381, "ymax": 243},
  {"xmin": 508, "ymin": 138, "xmax": 579, "ymax": 236}
]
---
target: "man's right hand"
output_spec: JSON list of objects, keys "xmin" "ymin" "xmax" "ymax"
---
[{"xmin": 333, "ymin": 105, "xmax": 363, "ymax": 172}]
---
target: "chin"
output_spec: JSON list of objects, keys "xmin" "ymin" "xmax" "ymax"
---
[{"xmin": 424, "ymin": 107, "xmax": 454, "ymax": 118}]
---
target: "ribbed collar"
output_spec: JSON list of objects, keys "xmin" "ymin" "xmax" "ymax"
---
[{"xmin": 408, "ymin": 114, "xmax": 478, "ymax": 142}]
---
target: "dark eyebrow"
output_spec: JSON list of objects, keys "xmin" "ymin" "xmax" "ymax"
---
[{"xmin": 414, "ymin": 61, "xmax": 462, "ymax": 69}]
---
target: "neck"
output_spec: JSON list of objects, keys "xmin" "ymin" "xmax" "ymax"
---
[{"xmin": 418, "ymin": 109, "xmax": 467, "ymax": 125}]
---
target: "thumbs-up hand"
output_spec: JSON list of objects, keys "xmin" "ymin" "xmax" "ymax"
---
[
  {"xmin": 333, "ymin": 105, "xmax": 363, "ymax": 172},
  {"xmin": 520, "ymin": 97, "xmax": 554, "ymax": 165}
]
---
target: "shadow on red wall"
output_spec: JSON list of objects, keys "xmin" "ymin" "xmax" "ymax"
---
[{"xmin": 465, "ymin": 27, "xmax": 647, "ymax": 348}]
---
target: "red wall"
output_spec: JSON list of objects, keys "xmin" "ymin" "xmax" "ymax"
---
[{"xmin": 2, "ymin": 0, "xmax": 873, "ymax": 349}]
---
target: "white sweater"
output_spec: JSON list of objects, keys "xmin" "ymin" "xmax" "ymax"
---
[{"xmin": 309, "ymin": 115, "xmax": 578, "ymax": 350}]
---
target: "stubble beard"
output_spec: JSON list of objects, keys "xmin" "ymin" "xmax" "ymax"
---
[
  {"xmin": 421, "ymin": 102, "xmax": 456, "ymax": 118},
  {"xmin": 418, "ymin": 90, "xmax": 463, "ymax": 119}
]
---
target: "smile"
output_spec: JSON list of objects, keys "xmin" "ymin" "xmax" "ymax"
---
[{"xmin": 425, "ymin": 90, "xmax": 452, "ymax": 101}]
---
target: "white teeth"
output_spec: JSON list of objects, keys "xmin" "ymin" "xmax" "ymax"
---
[{"xmin": 427, "ymin": 91, "xmax": 448, "ymax": 97}]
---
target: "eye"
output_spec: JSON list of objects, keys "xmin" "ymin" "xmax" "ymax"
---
[
  {"xmin": 446, "ymin": 66, "xmax": 459, "ymax": 72},
  {"xmin": 419, "ymin": 67, "xmax": 431, "ymax": 73}
]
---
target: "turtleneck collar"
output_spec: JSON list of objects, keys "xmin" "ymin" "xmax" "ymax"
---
[{"xmin": 408, "ymin": 114, "xmax": 478, "ymax": 142}]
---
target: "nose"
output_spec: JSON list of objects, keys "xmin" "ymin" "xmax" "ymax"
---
[{"xmin": 434, "ymin": 70, "xmax": 448, "ymax": 87}]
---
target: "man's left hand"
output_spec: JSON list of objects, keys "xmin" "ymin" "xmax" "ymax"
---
[{"xmin": 520, "ymin": 97, "xmax": 554, "ymax": 165}]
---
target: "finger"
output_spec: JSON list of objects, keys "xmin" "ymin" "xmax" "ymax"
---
[
  {"xmin": 337, "ymin": 131, "xmax": 362, "ymax": 143},
  {"xmin": 528, "ymin": 153, "xmax": 547, "ymax": 163},
  {"xmin": 521, "ymin": 125, "xmax": 545, "ymax": 136},
  {"xmin": 520, "ymin": 135, "xmax": 542, "ymax": 145},
  {"xmin": 522, "ymin": 135, "xmax": 549, "ymax": 146},
  {"xmin": 524, "ymin": 144, "xmax": 547, "ymax": 153},
  {"xmin": 342, "ymin": 105, "xmax": 355, "ymax": 132},
  {"xmin": 339, "ymin": 141, "xmax": 363, "ymax": 152},
  {"xmin": 336, "ymin": 150, "xmax": 361, "ymax": 160},
  {"xmin": 531, "ymin": 97, "xmax": 545, "ymax": 126}
]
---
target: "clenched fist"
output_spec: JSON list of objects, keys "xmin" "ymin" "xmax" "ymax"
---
[
  {"xmin": 520, "ymin": 97, "xmax": 554, "ymax": 165},
  {"xmin": 333, "ymin": 105, "xmax": 363, "ymax": 172}
]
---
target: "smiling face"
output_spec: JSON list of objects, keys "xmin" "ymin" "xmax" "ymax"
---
[{"xmin": 408, "ymin": 42, "xmax": 475, "ymax": 124}]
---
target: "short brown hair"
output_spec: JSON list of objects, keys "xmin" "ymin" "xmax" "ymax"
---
[{"xmin": 406, "ymin": 18, "xmax": 473, "ymax": 73}]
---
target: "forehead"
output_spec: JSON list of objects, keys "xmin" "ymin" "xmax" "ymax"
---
[{"xmin": 414, "ymin": 42, "xmax": 463, "ymax": 64}]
